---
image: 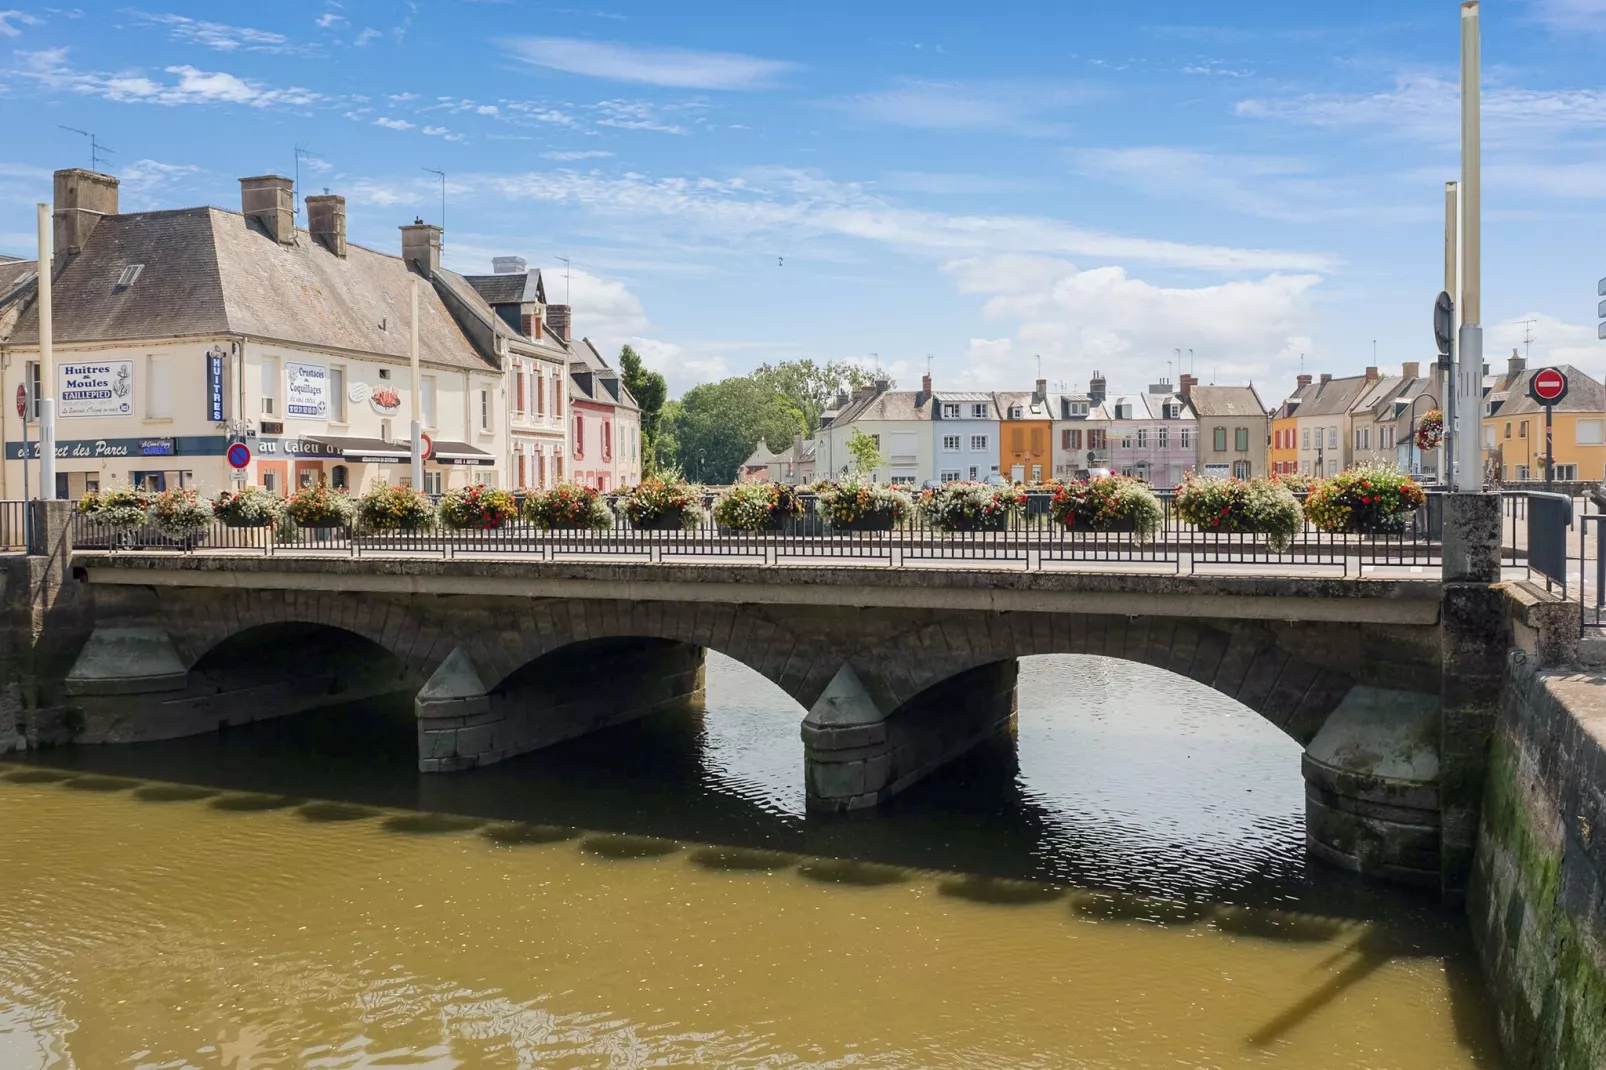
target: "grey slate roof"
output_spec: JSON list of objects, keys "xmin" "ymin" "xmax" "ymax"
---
[
  {"xmin": 1, "ymin": 207, "xmax": 494, "ymax": 372},
  {"xmin": 832, "ymin": 387, "xmax": 935, "ymax": 425},
  {"xmin": 1187, "ymin": 385, "xmax": 1266, "ymax": 419},
  {"xmin": 994, "ymin": 390, "xmax": 1051, "ymax": 419},
  {"xmin": 1491, "ymin": 366, "xmax": 1605, "ymax": 416},
  {"xmin": 568, "ymin": 337, "xmax": 639, "ymax": 411},
  {"xmin": 462, "ymin": 268, "xmax": 545, "ymax": 307},
  {"xmin": 1296, "ymin": 375, "xmax": 1372, "ymax": 417}
]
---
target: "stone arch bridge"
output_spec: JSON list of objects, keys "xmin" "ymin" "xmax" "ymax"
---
[{"xmin": 53, "ymin": 554, "xmax": 1462, "ymax": 884}]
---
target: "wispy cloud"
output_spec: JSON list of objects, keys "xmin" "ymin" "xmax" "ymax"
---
[
  {"xmin": 0, "ymin": 10, "xmax": 43, "ymax": 37},
  {"xmin": 119, "ymin": 157, "xmax": 200, "ymax": 193},
  {"xmin": 135, "ymin": 12, "xmax": 306, "ymax": 55},
  {"xmin": 590, "ymin": 99, "xmax": 686, "ymax": 134},
  {"xmin": 543, "ymin": 149, "xmax": 614, "ymax": 160},
  {"xmin": 314, "ymin": 13, "xmax": 345, "ymax": 29},
  {"xmin": 1529, "ymin": 0, "xmax": 1606, "ymax": 33},
  {"xmin": 374, "ymin": 116, "xmax": 413, "ymax": 130},
  {"xmin": 837, "ymin": 79, "xmax": 1096, "ymax": 135},
  {"xmin": 5, "ymin": 48, "xmax": 324, "ymax": 108},
  {"xmin": 499, "ymin": 36, "xmax": 797, "ymax": 90},
  {"xmin": 354, "ymin": 27, "xmax": 380, "ymax": 46},
  {"xmin": 422, "ymin": 124, "xmax": 463, "ymax": 141}
]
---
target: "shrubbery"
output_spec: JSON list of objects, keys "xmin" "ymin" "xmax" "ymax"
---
[
  {"xmin": 77, "ymin": 485, "xmax": 152, "ymax": 531},
  {"xmin": 212, "ymin": 485, "xmax": 285, "ymax": 528},
  {"xmin": 915, "ymin": 481, "xmax": 1025, "ymax": 533},
  {"xmin": 1048, "ymin": 476, "xmax": 1163, "ymax": 541},
  {"xmin": 713, "ymin": 481, "xmax": 801, "ymax": 531},
  {"xmin": 1303, "ymin": 465, "xmax": 1426, "ymax": 535},
  {"xmin": 439, "ymin": 485, "xmax": 519, "ymax": 530},
  {"xmin": 814, "ymin": 479, "xmax": 911, "ymax": 531},
  {"xmin": 285, "ymin": 483, "xmax": 356, "ymax": 528},
  {"xmin": 523, "ymin": 483, "xmax": 615, "ymax": 530},
  {"xmin": 1175, "ymin": 475, "xmax": 1303, "ymax": 552},
  {"xmin": 357, "ymin": 484, "xmax": 435, "ymax": 533},
  {"xmin": 621, "ymin": 476, "xmax": 707, "ymax": 530}
]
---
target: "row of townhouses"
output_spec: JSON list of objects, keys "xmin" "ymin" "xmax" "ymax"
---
[
  {"xmin": 745, "ymin": 372, "xmax": 1271, "ymax": 490},
  {"xmin": 0, "ymin": 167, "xmax": 642, "ymax": 499}
]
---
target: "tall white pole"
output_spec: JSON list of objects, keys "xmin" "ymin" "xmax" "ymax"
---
[
  {"xmin": 1442, "ymin": 180, "xmax": 1457, "ymax": 485},
  {"xmin": 1455, "ymin": 1, "xmax": 1484, "ymax": 490},
  {"xmin": 35, "ymin": 203, "xmax": 56, "ymax": 499},
  {"xmin": 410, "ymin": 275, "xmax": 424, "ymax": 491}
]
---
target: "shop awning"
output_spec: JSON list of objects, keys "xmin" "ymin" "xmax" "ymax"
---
[
  {"xmin": 428, "ymin": 440, "xmax": 496, "ymax": 466},
  {"xmin": 304, "ymin": 436, "xmax": 411, "ymax": 464}
]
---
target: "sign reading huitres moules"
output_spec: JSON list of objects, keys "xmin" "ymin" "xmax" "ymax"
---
[{"xmin": 59, "ymin": 360, "xmax": 133, "ymax": 418}]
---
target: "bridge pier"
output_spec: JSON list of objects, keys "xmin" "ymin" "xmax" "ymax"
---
[
  {"xmin": 416, "ymin": 638, "xmax": 705, "ymax": 772},
  {"xmin": 802, "ymin": 659, "xmax": 1018, "ymax": 812}
]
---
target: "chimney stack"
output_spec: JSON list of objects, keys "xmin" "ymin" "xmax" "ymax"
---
[
  {"xmin": 521, "ymin": 309, "xmax": 542, "ymax": 340},
  {"xmin": 400, "ymin": 218, "xmax": 442, "ymax": 276},
  {"xmin": 835, "ymin": 390, "xmax": 849, "ymax": 408},
  {"xmin": 545, "ymin": 304, "xmax": 571, "ymax": 342},
  {"xmin": 493, "ymin": 255, "xmax": 527, "ymax": 274},
  {"xmin": 304, "ymin": 194, "xmax": 347, "ymax": 258},
  {"xmin": 1365, "ymin": 366, "xmax": 1379, "ymax": 380},
  {"xmin": 1088, "ymin": 371, "xmax": 1107, "ymax": 406},
  {"xmin": 1507, "ymin": 348, "xmax": 1525, "ymax": 380},
  {"xmin": 921, "ymin": 373, "xmax": 932, "ymax": 398},
  {"xmin": 53, "ymin": 168, "xmax": 119, "ymax": 256},
  {"xmin": 240, "ymin": 175, "xmax": 295, "ymax": 246},
  {"xmin": 1034, "ymin": 377, "xmax": 1047, "ymax": 400},
  {"xmin": 1319, "ymin": 373, "xmax": 1333, "ymax": 385},
  {"xmin": 1402, "ymin": 361, "xmax": 1420, "ymax": 379},
  {"xmin": 874, "ymin": 378, "xmax": 890, "ymax": 393},
  {"xmin": 1179, "ymin": 373, "xmax": 1197, "ymax": 400},
  {"xmin": 1296, "ymin": 373, "xmax": 1313, "ymax": 389}
]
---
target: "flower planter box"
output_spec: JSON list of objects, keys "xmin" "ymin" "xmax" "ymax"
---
[
  {"xmin": 1060, "ymin": 516, "xmax": 1138, "ymax": 534},
  {"xmin": 827, "ymin": 513, "xmax": 900, "ymax": 533},
  {"xmin": 630, "ymin": 511, "xmax": 690, "ymax": 531}
]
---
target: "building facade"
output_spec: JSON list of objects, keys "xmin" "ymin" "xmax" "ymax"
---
[
  {"xmin": 1185, "ymin": 379, "xmax": 1267, "ymax": 480},
  {"xmin": 1106, "ymin": 380, "xmax": 1195, "ymax": 489},
  {"xmin": 1, "ymin": 169, "xmax": 530, "ymax": 499},
  {"xmin": 1051, "ymin": 388, "xmax": 1111, "ymax": 480},
  {"xmin": 818, "ymin": 380, "xmax": 932, "ymax": 486},
  {"xmin": 566, "ymin": 338, "xmax": 640, "ymax": 492},
  {"xmin": 1483, "ymin": 360, "xmax": 1606, "ymax": 483},
  {"xmin": 996, "ymin": 381, "xmax": 1053, "ymax": 484},
  {"xmin": 930, "ymin": 385, "xmax": 1000, "ymax": 483}
]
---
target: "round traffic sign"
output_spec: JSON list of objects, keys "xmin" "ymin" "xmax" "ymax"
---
[
  {"xmin": 226, "ymin": 442, "xmax": 252, "ymax": 469},
  {"xmin": 15, "ymin": 385, "xmax": 26, "ymax": 419},
  {"xmin": 419, "ymin": 433, "xmax": 433, "ymax": 461},
  {"xmin": 1530, "ymin": 367, "xmax": 1569, "ymax": 405}
]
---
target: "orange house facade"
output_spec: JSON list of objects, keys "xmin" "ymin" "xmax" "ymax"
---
[{"xmin": 996, "ymin": 383, "xmax": 1053, "ymax": 484}]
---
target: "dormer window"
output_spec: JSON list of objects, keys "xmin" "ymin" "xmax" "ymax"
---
[
  {"xmin": 941, "ymin": 403, "xmax": 960, "ymax": 419},
  {"xmin": 1165, "ymin": 404, "xmax": 1180, "ymax": 419},
  {"xmin": 1009, "ymin": 405, "xmax": 1023, "ymax": 420},
  {"xmin": 1070, "ymin": 401, "xmax": 1088, "ymax": 416},
  {"xmin": 972, "ymin": 403, "xmax": 987, "ymax": 418},
  {"xmin": 114, "ymin": 264, "xmax": 144, "ymax": 291}
]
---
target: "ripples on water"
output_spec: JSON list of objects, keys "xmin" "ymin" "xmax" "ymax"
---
[{"xmin": 0, "ymin": 653, "xmax": 1503, "ymax": 1068}]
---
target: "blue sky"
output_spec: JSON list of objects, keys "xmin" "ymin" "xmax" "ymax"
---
[{"xmin": 1, "ymin": 0, "xmax": 1603, "ymax": 398}]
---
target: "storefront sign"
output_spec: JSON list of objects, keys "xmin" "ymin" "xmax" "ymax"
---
[
  {"xmin": 285, "ymin": 362, "xmax": 328, "ymax": 419},
  {"xmin": 1203, "ymin": 463, "xmax": 1230, "ymax": 477},
  {"xmin": 206, "ymin": 346, "xmax": 226, "ymax": 422},
  {"xmin": 139, "ymin": 438, "xmax": 175, "ymax": 456},
  {"xmin": 5, "ymin": 435, "xmax": 229, "ymax": 460},
  {"xmin": 59, "ymin": 360, "xmax": 133, "ymax": 418},
  {"xmin": 367, "ymin": 385, "xmax": 402, "ymax": 416},
  {"xmin": 252, "ymin": 438, "xmax": 346, "ymax": 458}
]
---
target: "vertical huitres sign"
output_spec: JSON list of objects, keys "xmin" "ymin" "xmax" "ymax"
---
[
  {"xmin": 206, "ymin": 346, "xmax": 226, "ymax": 422},
  {"xmin": 58, "ymin": 360, "xmax": 133, "ymax": 417},
  {"xmin": 285, "ymin": 362, "xmax": 328, "ymax": 419}
]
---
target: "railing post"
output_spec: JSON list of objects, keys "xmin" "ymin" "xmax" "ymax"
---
[{"xmin": 1438, "ymin": 491, "xmax": 1503, "ymax": 904}]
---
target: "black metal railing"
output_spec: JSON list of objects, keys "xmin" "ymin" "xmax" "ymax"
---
[
  {"xmin": 66, "ymin": 489, "xmax": 1445, "ymax": 575},
  {"xmin": 0, "ymin": 500, "xmax": 26, "ymax": 551}
]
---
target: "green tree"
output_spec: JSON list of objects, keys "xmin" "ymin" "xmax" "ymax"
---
[
  {"xmin": 617, "ymin": 344, "xmax": 668, "ymax": 475},
  {"xmin": 667, "ymin": 378, "xmax": 807, "ymax": 483},
  {"xmin": 846, "ymin": 427, "xmax": 886, "ymax": 475},
  {"xmin": 654, "ymin": 399, "xmax": 684, "ymax": 475},
  {"xmin": 751, "ymin": 360, "xmax": 883, "ymax": 436}
]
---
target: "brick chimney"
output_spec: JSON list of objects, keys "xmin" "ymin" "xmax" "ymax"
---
[
  {"xmin": 921, "ymin": 373, "xmax": 932, "ymax": 400},
  {"xmin": 493, "ymin": 255, "xmax": 527, "ymax": 274},
  {"xmin": 1034, "ymin": 377, "xmax": 1047, "ymax": 401},
  {"xmin": 1179, "ymin": 373, "xmax": 1197, "ymax": 400},
  {"xmin": 521, "ymin": 309, "xmax": 543, "ymax": 340},
  {"xmin": 1402, "ymin": 361, "xmax": 1420, "ymax": 379},
  {"xmin": 53, "ymin": 168, "xmax": 119, "ymax": 256},
  {"xmin": 545, "ymin": 304, "xmax": 571, "ymax": 342},
  {"xmin": 1296, "ymin": 373, "xmax": 1313, "ymax": 390},
  {"xmin": 1507, "ymin": 348, "xmax": 1526, "ymax": 381},
  {"xmin": 1088, "ymin": 371, "xmax": 1107, "ymax": 406},
  {"xmin": 1365, "ymin": 366, "xmax": 1379, "ymax": 380},
  {"xmin": 240, "ymin": 175, "xmax": 295, "ymax": 246},
  {"xmin": 400, "ymin": 218, "xmax": 441, "ymax": 276},
  {"xmin": 1319, "ymin": 373, "xmax": 1332, "ymax": 385},
  {"xmin": 304, "ymin": 194, "xmax": 346, "ymax": 258}
]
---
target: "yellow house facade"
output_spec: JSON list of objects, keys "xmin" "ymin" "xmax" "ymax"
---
[{"xmin": 1482, "ymin": 363, "xmax": 1606, "ymax": 483}]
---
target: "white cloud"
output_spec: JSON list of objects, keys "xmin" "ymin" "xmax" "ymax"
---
[
  {"xmin": 502, "ymin": 100, "xmax": 576, "ymax": 125},
  {"xmin": 374, "ymin": 116, "xmax": 414, "ymax": 130},
  {"xmin": 476, "ymin": 104, "xmax": 498, "ymax": 116},
  {"xmin": 481, "ymin": 166, "xmax": 1333, "ymax": 272},
  {"xmin": 499, "ymin": 36, "xmax": 797, "ymax": 90},
  {"xmin": 354, "ymin": 27, "xmax": 381, "ymax": 46},
  {"xmin": 341, "ymin": 179, "xmax": 424, "ymax": 207},
  {"xmin": 589, "ymin": 99, "xmax": 685, "ymax": 134},
  {"xmin": 6, "ymin": 48, "xmax": 323, "ymax": 108},
  {"xmin": 942, "ymin": 254, "xmax": 1322, "ymax": 389},
  {"xmin": 422, "ymin": 124, "xmax": 463, "ymax": 141},
  {"xmin": 839, "ymin": 79, "xmax": 1094, "ymax": 135},
  {"xmin": 137, "ymin": 13, "xmax": 301, "ymax": 55},
  {"xmin": 315, "ymin": 13, "xmax": 345, "ymax": 28},
  {"xmin": 1488, "ymin": 313, "xmax": 1603, "ymax": 368},
  {"xmin": 119, "ymin": 157, "xmax": 199, "ymax": 193},
  {"xmin": 542, "ymin": 150, "xmax": 614, "ymax": 160},
  {"xmin": 0, "ymin": 10, "xmax": 43, "ymax": 36},
  {"xmin": 1531, "ymin": 0, "xmax": 1606, "ymax": 32}
]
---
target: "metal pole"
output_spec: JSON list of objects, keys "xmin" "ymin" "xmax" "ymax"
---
[
  {"xmin": 20, "ymin": 404, "xmax": 28, "ymax": 504},
  {"xmin": 35, "ymin": 203, "xmax": 56, "ymax": 499},
  {"xmin": 1441, "ymin": 181, "xmax": 1457, "ymax": 486},
  {"xmin": 1455, "ymin": 2, "xmax": 1484, "ymax": 490},
  {"xmin": 409, "ymin": 275, "xmax": 424, "ymax": 491},
  {"xmin": 1545, "ymin": 405, "xmax": 1554, "ymax": 490}
]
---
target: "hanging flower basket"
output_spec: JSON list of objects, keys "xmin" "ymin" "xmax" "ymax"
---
[
  {"xmin": 439, "ymin": 485, "xmax": 518, "ymax": 530},
  {"xmin": 1175, "ymin": 475, "xmax": 1303, "ymax": 552},
  {"xmin": 524, "ymin": 483, "xmax": 615, "ymax": 530},
  {"xmin": 78, "ymin": 486, "xmax": 153, "ymax": 533},
  {"xmin": 357, "ymin": 484, "xmax": 435, "ymax": 533},
  {"xmin": 915, "ymin": 482, "xmax": 1026, "ymax": 533},
  {"xmin": 622, "ymin": 477, "xmax": 707, "ymax": 531},
  {"xmin": 1414, "ymin": 410, "xmax": 1444, "ymax": 452},
  {"xmin": 212, "ymin": 486, "xmax": 285, "ymax": 528},
  {"xmin": 1048, "ymin": 476, "xmax": 1163, "ymax": 541},
  {"xmin": 1303, "ymin": 466, "xmax": 1427, "ymax": 536},
  {"xmin": 285, "ymin": 483, "xmax": 355, "ymax": 529},
  {"xmin": 713, "ymin": 481, "xmax": 802, "ymax": 532},
  {"xmin": 814, "ymin": 480, "xmax": 910, "ymax": 532},
  {"xmin": 150, "ymin": 487, "xmax": 213, "ymax": 542}
]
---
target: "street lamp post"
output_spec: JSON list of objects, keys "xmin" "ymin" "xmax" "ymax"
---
[{"xmin": 1401, "ymin": 392, "xmax": 1441, "ymax": 477}]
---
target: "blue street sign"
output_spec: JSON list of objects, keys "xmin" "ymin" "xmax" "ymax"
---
[
  {"xmin": 227, "ymin": 442, "xmax": 252, "ymax": 469},
  {"xmin": 206, "ymin": 347, "xmax": 226, "ymax": 423}
]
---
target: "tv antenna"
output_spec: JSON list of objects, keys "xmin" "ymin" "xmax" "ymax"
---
[
  {"xmin": 1188, "ymin": 348, "xmax": 1194, "ymax": 373},
  {"xmin": 556, "ymin": 255, "xmax": 571, "ymax": 304},
  {"xmin": 422, "ymin": 168, "xmax": 446, "ymax": 253},
  {"xmin": 293, "ymin": 144, "xmax": 314, "ymax": 218},
  {"xmin": 59, "ymin": 126, "xmax": 113, "ymax": 171},
  {"xmin": 1520, "ymin": 318, "xmax": 1538, "ymax": 361}
]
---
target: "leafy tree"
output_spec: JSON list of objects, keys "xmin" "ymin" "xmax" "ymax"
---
[
  {"xmin": 654, "ymin": 399, "xmax": 683, "ymax": 475},
  {"xmin": 617, "ymin": 344, "xmax": 668, "ymax": 475},
  {"xmin": 752, "ymin": 360, "xmax": 883, "ymax": 436},
  {"xmin": 846, "ymin": 427, "xmax": 886, "ymax": 474},
  {"xmin": 665, "ymin": 378, "xmax": 807, "ymax": 483}
]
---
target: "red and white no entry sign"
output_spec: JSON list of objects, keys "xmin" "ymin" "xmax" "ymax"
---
[
  {"xmin": 15, "ymin": 385, "xmax": 26, "ymax": 420},
  {"xmin": 1530, "ymin": 367, "xmax": 1569, "ymax": 405},
  {"xmin": 419, "ymin": 432, "xmax": 433, "ymax": 461}
]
